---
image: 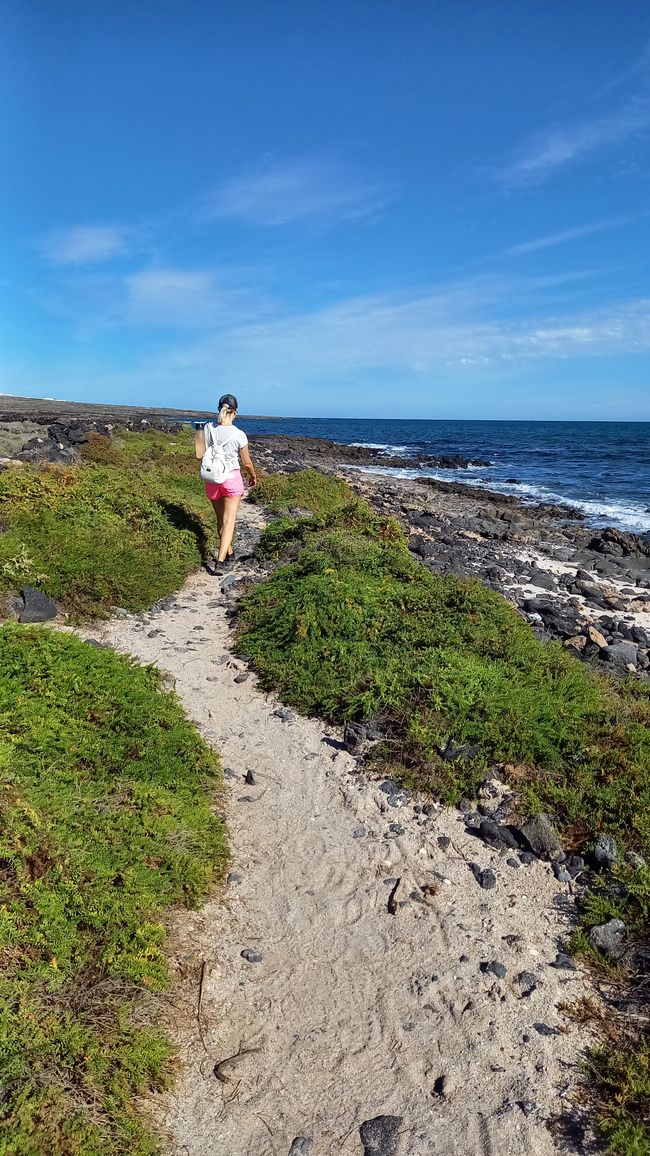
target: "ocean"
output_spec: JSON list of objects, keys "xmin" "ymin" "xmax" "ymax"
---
[{"xmin": 232, "ymin": 417, "xmax": 650, "ymax": 535}]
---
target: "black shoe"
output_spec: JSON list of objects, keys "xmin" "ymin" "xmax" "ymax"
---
[{"xmin": 206, "ymin": 559, "xmax": 227, "ymax": 576}]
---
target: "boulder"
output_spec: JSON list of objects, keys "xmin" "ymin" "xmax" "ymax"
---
[
  {"xmin": 586, "ymin": 624, "xmax": 608, "ymax": 649},
  {"xmin": 520, "ymin": 813, "xmax": 564, "ymax": 861},
  {"xmin": 344, "ymin": 718, "xmax": 382, "ymax": 754},
  {"xmin": 18, "ymin": 586, "xmax": 58, "ymax": 623},
  {"xmin": 527, "ymin": 567, "xmax": 557, "ymax": 591},
  {"xmin": 593, "ymin": 834, "xmax": 617, "ymax": 869},
  {"xmin": 564, "ymin": 635, "xmax": 587, "ymax": 652},
  {"xmin": 408, "ymin": 534, "xmax": 436, "ymax": 558},
  {"xmin": 589, "ymin": 918, "xmax": 626, "ymax": 960},
  {"xmin": 603, "ymin": 641, "xmax": 638, "ymax": 669}
]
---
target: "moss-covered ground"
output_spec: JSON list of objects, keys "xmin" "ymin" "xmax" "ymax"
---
[
  {"xmin": 245, "ymin": 470, "xmax": 650, "ymax": 1153},
  {"xmin": 0, "ymin": 625, "xmax": 226, "ymax": 1154},
  {"xmin": 0, "ymin": 428, "xmax": 211, "ymax": 621},
  {"xmin": 0, "ymin": 430, "xmax": 228, "ymax": 1151}
]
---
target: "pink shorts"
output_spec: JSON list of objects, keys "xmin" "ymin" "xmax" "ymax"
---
[{"xmin": 205, "ymin": 469, "xmax": 245, "ymax": 500}]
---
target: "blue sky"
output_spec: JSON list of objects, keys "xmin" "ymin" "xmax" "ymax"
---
[{"xmin": 2, "ymin": 0, "xmax": 650, "ymax": 419}]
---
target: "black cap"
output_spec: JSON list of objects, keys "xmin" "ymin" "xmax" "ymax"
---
[{"xmin": 218, "ymin": 393, "xmax": 238, "ymax": 410}]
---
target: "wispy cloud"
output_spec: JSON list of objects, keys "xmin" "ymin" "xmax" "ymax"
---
[
  {"xmin": 504, "ymin": 213, "xmax": 639, "ymax": 256},
  {"xmin": 124, "ymin": 268, "xmax": 227, "ymax": 328},
  {"xmin": 37, "ymin": 263, "xmax": 273, "ymax": 337},
  {"xmin": 597, "ymin": 40, "xmax": 650, "ymax": 97},
  {"xmin": 135, "ymin": 275, "xmax": 650, "ymax": 393},
  {"xmin": 37, "ymin": 224, "xmax": 132, "ymax": 265},
  {"xmin": 204, "ymin": 155, "xmax": 397, "ymax": 226},
  {"xmin": 491, "ymin": 99, "xmax": 650, "ymax": 190}
]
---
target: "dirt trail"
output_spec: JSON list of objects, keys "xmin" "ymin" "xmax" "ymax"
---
[{"xmin": 87, "ymin": 503, "xmax": 589, "ymax": 1156}]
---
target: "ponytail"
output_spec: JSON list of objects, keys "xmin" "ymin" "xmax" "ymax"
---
[{"xmin": 216, "ymin": 392, "xmax": 238, "ymax": 424}]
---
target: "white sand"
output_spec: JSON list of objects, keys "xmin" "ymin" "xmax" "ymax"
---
[{"xmin": 82, "ymin": 503, "xmax": 591, "ymax": 1156}]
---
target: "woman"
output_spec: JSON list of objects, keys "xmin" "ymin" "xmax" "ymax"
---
[{"xmin": 194, "ymin": 393, "xmax": 257, "ymax": 575}]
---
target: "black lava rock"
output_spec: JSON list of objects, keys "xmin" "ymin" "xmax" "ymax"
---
[
  {"xmin": 240, "ymin": 948, "xmax": 263, "ymax": 963},
  {"xmin": 519, "ymin": 813, "xmax": 564, "ymax": 861},
  {"xmin": 589, "ymin": 918, "xmax": 626, "ymax": 960},
  {"xmin": 469, "ymin": 863, "xmax": 497, "ymax": 889},
  {"xmin": 289, "ymin": 1140, "xmax": 313, "ymax": 1155},
  {"xmin": 476, "ymin": 818, "xmax": 519, "ymax": 851},
  {"xmin": 550, "ymin": 952, "xmax": 577, "ymax": 970},
  {"xmin": 593, "ymin": 834, "xmax": 618, "ymax": 869},
  {"xmin": 515, "ymin": 970, "xmax": 539, "ymax": 996},
  {"xmin": 18, "ymin": 586, "xmax": 58, "ymax": 623},
  {"xmin": 480, "ymin": 960, "xmax": 507, "ymax": 979},
  {"xmin": 359, "ymin": 1115, "xmax": 403, "ymax": 1156},
  {"xmin": 533, "ymin": 1022, "xmax": 560, "ymax": 1036}
]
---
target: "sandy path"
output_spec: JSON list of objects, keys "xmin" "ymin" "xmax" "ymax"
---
[{"xmin": 87, "ymin": 503, "xmax": 589, "ymax": 1156}]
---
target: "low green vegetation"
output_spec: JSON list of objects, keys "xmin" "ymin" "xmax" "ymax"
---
[
  {"xmin": 241, "ymin": 469, "xmax": 650, "ymax": 1153},
  {"xmin": 0, "ymin": 427, "xmax": 211, "ymax": 620},
  {"xmin": 0, "ymin": 624, "xmax": 226, "ymax": 1155}
]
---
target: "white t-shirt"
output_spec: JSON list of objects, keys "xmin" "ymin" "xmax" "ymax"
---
[{"xmin": 205, "ymin": 422, "xmax": 248, "ymax": 475}]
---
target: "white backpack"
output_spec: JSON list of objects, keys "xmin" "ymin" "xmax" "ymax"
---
[{"xmin": 200, "ymin": 423, "xmax": 228, "ymax": 484}]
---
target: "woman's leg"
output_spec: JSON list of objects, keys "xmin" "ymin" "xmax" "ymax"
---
[
  {"xmin": 216, "ymin": 496, "xmax": 241, "ymax": 562},
  {"xmin": 210, "ymin": 497, "xmax": 225, "ymax": 559}
]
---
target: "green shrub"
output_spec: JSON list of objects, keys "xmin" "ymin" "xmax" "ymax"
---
[
  {"xmin": 0, "ymin": 441, "xmax": 213, "ymax": 619},
  {"xmin": 250, "ymin": 469, "xmax": 353, "ymax": 516},
  {"xmin": 0, "ymin": 625, "xmax": 227, "ymax": 1154}
]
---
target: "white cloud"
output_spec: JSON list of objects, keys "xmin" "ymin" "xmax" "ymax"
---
[
  {"xmin": 491, "ymin": 99, "xmax": 650, "ymax": 190},
  {"xmin": 38, "ymin": 224, "xmax": 131, "ymax": 265},
  {"xmin": 204, "ymin": 155, "xmax": 397, "ymax": 226}
]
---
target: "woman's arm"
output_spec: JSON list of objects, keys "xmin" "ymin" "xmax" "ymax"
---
[
  {"xmin": 194, "ymin": 428, "xmax": 206, "ymax": 459},
  {"xmin": 239, "ymin": 445, "xmax": 257, "ymax": 486}
]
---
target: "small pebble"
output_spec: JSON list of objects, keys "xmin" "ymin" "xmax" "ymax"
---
[
  {"xmin": 386, "ymin": 823, "xmax": 405, "ymax": 837},
  {"xmin": 234, "ymin": 672, "xmax": 250, "ymax": 684},
  {"xmin": 289, "ymin": 1140, "xmax": 313, "ymax": 1156},
  {"xmin": 352, "ymin": 825, "xmax": 367, "ymax": 839},
  {"xmin": 506, "ymin": 857, "xmax": 520, "ymax": 868},
  {"xmin": 515, "ymin": 970, "xmax": 539, "ymax": 996},
  {"xmin": 244, "ymin": 769, "xmax": 256, "ymax": 785},
  {"xmin": 480, "ymin": 960, "xmax": 507, "ymax": 979},
  {"xmin": 240, "ymin": 948, "xmax": 263, "ymax": 963},
  {"xmin": 437, "ymin": 836, "xmax": 451, "ymax": 851},
  {"xmin": 533, "ymin": 1022, "xmax": 558, "ymax": 1036},
  {"xmin": 550, "ymin": 952, "xmax": 576, "ymax": 970},
  {"xmin": 227, "ymin": 872, "xmax": 243, "ymax": 885},
  {"xmin": 470, "ymin": 863, "xmax": 497, "ymax": 889}
]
